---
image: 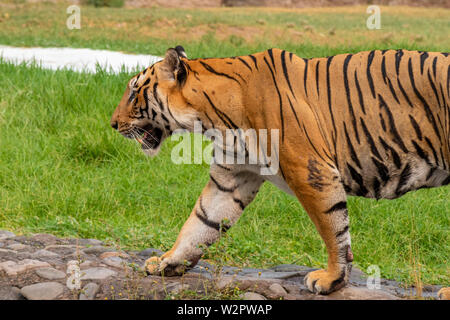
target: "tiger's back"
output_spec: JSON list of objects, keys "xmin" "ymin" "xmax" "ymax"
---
[{"xmin": 253, "ymin": 49, "xmax": 450, "ymax": 200}]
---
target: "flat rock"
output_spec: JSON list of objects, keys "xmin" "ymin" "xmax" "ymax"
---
[
  {"xmin": 7, "ymin": 243, "xmax": 30, "ymax": 251},
  {"xmin": 242, "ymin": 292, "xmax": 267, "ymax": 300},
  {"xmin": 21, "ymin": 282, "xmax": 64, "ymax": 300},
  {"xmin": 79, "ymin": 282, "xmax": 100, "ymax": 300},
  {"xmin": 0, "ymin": 248, "xmax": 18, "ymax": 256},
  {"xmin": 0, "ymin": 259, "xmax": 51, "ymax": 276},
  {"xmin": 138, "ymin": 248, "xmax": 164, "ymax": 257},
  {"xmin": 326, "ymin": 286, "xmax": 400, "ymax": 300},
  {"xmin": 83, "ymin": 246, "xmax": 111, "ymax": 254},
  {"xmin": 244, "ymin": 271, "xmax": 303, "ymax": 280},
  {"xmin": 31, "ymin": 234, "xmax": 59, "ymax": 245},
  {"xmin": 35, "ymin": 267, "xmax": 66, "ymax": 280},
  {"xmin": 99, "ymin": 251, "xmax": 129, "ymax": 260},
  {"xmin": 0, "ymin": 286, "xmax": 24, "ymax": 300},
  {"xmin": 31, "ymin": 249, "xmax": 59, "ymax": 258},
  {"xmin": 81, "ymin": 267, "xmax": 117, "ymax": 280},
  {"xmin": 102, "ymin": 256, "xmax": 125, "ymax": 269},
  {"xmin": 270, "ymin": 264, "xmax": 315, "ymax": 274},
  {"xmin": 268, "ymin": 283, "xmax": 288, "ymax": 297},
  {"xmin": 0, "ymin": 230, "xmax": 15, "ymax": 240}
]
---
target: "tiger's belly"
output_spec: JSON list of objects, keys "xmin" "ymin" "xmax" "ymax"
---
[{"xmin": 340, "ymin": 153, "xmax": 449, "ymax": 200}]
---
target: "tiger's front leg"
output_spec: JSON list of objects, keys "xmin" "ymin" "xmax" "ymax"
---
[{"xmin": 145, "ymin": 165, "xmax": 264, "ymax": 276}]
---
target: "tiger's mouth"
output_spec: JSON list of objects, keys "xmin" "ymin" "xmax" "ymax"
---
[{"xmin": 134, "ymin": 124, "xmax": 163, "ymax": 150}]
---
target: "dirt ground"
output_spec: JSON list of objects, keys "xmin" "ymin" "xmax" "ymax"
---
[
  {"xmin": 31, "ymin": 0, "xmax": 450, "ymax": 8},
  {"xmin": 125, "ymin": 0, "xmax": 449, "ymax": 8}
]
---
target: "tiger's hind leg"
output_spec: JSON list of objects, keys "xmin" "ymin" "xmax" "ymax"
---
[{"xmin": 284, "ymin": 159, "xmax": 353, "ymax": 295}]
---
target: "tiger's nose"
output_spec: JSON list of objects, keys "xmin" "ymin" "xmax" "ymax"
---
[{"xmin": 111, "ymin": 120, "xmax": 118, "ymax": 130}]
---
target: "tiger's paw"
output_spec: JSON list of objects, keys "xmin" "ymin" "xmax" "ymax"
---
[
  {"xmin": 145, "ymin": 256, "xmax": 187, "ymax": 277},
  {"xmin": 438, "ymin": 287, "xmax": 450, "ymax": 300},
  {"xmin": 304, "ymin": 268, "xmax": 349, "ymax": 295}
]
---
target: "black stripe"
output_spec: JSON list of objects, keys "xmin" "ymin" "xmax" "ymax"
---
[
  {"xmin": 420, "ymin": 52, "xmax": 429, "ymax": 74},
  {"xmin": 210, "ymin": 174, "xmax": 236, "ymax": 192},
  {"xmin": 325, "ymin": 201, "xmax": 347, "ymax": 214},
  {"xmin": 203, "ymin": 92, "xmax": 238, "ymax": 130},
  {"xmin": 326, "ymin": 56, "xmax": 337, "ymax": 136},
  {"xmin": 408, "ymin": 115, "xmax": 422, "ymax": 141},
  {"xmin": 395, "ymin": 49, "xmax": 404, "ymax": 76},
  {"xmin": 397, "ymin": 77, "xmax": 414, "ymax": 108},
  {"xmin": 427, "ymin": 69, "xmax": 441, "ymax": 107},
  {"xmin": 268, "ymin": 48, "xmax": 276, "ymax": 70},
  {"xmin": 360, "ymin": 117, "xmax": 383, "ymax": 161},
  {"xmin": 408, "ymin": 58, "xmax": 442, "ymax": 140},
  {"xmin": 303, "ymin": 58, "xmax": 309, "ymax": 97},
  {"xmin": 248, "ymin": 55, "xmax": 258, "ymax": 70},
  {"xmin": 233, "ymin": 198, "xmax": 245, "ymax": 210},
  {"xmin": 367, "ymin": 50, "xmax": 376, "ymax": 99},
  {"xmin": 371, "ymin": 157, "xmax": 389, "ymax": 182},
  {"xmin": 199, "ymin": 61, "xmax": 240, "ymax": 85},
  {"xmin": 411, "ymin": 140, "xmax": 430, "ymax": 164},
  {"xmin": 344, "ymin": 123, "xmax": 362, "ymax": 169},
  {"xmin": 347, "ymin": 163, "xmax": 368, "ymax": 195},
  {"xmin": 396, "ymin": 163, "xmax": 411, "ymax": 195},
  {"xmin": 336, "ymin": 225, "xmax": 349, "ymax": 238},
  {"xmin": 237, "ymin": 57, "xmax": 252, "ymax": 71},
  {"xmin": 379, "ymin": 113, "xmax": 387, "ymax": 132},
  {"xmin": 424, "ymin": 137, "xmax": 439, "ymax": 166},
  {"xmin": 263, "ymin": 57, "xmax": 285, "ymax": 142},
  {"xmin": 378, "ymin": 94, "xmax": 409, "ymax": 153},
  {"xmin": 381, "ymin": 55, "xmax": 388, "ymax": 84},
  {"xmin": 379, "ymin": 137, "xmax": 402, "ymax": 169},
  {"xmin": 315, "ymin": 60, "xmax": 320, "ymax": 97},
  {"xmin": 343, "ymin": 54, "xmax": 360, "ymax": 144},
  {"xmin": 281, "ymin": 50, "xmax": 296, "ymax": 100},
  {"xmin": 387, "ymin": 78, "xmax": 400, "ymax": 104},
  {"xmin": 354, "ymin": 70, "xmax": 366, "ymax": 114},
  {"xmin": 432, "ymin": 56, "xmax": 438, "ymax": 78}
]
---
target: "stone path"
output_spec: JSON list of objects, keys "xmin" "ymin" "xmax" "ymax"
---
[
  {"xmin": 0, "ymin": 45, "xmax": 162, "ymax": 73},
  {"xmin": 0, "ymin": 230, "xmax": 446, "ymax": 300}
]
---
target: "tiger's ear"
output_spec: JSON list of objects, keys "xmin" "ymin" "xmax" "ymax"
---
[
  {"xmin": 175, "ymin": 45, "xmax": 187, "ymax": 59},
  {"xmin": 161, "ymin": 47, "xmax": 187, "ymax": 84}
]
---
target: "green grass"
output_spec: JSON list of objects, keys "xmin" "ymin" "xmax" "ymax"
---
[{"xmin": 0, "ymin": 3, "xmax": 449, "ymax": 287}]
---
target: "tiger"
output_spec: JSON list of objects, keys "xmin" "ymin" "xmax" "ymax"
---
[{"xmin": 110, "ymin": 45, "xmax": 450, "ymax": 296}]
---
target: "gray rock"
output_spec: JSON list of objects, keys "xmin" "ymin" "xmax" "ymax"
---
[
  {"xmin": 326, "ymin": 286, "xmax": 400, "ymax": 300},
  {"xmin": 138, "ymin": 248, "xmax": 164, "ymax": 257},
  {"xmin": 31, "ymin": 249, "xmax": 59, "ymax": 258},
  {"xmin": 166, "ymin": 283, "xmax": 191, "ymax": 294},
  {"xmin": 0, "ymin": 248, "xmax": 18, "ymax": 257},
  {"xmin": 79, "ymin": 282, "xmax": 100, "ymax": 300},
  {"xmin": 0, "ymin": 230, "xmax": 15, "ymax": 240},
  {"xmin": 83, "ymin": 246, "xmax": 110, "ymax": 254},
  {"xmin": 7, "ymin": 243, "xmax": 30, "ymax": 251},
  {"xmin": 216, "ymin": 276, "xmax": 235, "ymax": 290},
  {"xmin": 76, "ymin": 239, "xmax": 103, "ymax": 246},
  {"xmin": 270, "ymin": 264, "xmax": 315, "ymax": 274},
  {"xmin": 80, "ymin": 267, "xmax": 117, "ymax": 280},
  {"xmin": 31, "ymin": 234, "xmax": 59, "ymax": 245},
  {"xmin": 0, "ymin": 286, "xmax": 24, "ymax": 300},
  {"xmin": 242, "ymin": 292, "xmax": 267, "ymax": 300},
  {"xmin": 0, "ymin": 259, "xmax": 51, "ymax": 276},
  {"xmin": 244, "ymin": 271, "xmax": 303, "ymax": 280},
  {"xmin": 21, "ymin": 282, "xmax": 64, "ymax": 300},
  {"xmin": 268, "ymin": 283, "xmax": 287, "ymax": 297},
  {"xmin": 102, "ymin": 256, "xmax": 125, "ymax": 269},
  {"xmin": 35, "ymin": 267, "xmax": 66, "ymax": 280}
]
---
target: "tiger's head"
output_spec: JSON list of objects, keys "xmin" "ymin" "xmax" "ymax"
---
[{"xmin": 110, "ymin": 46, "xmax": 199, "ymax": 156}]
